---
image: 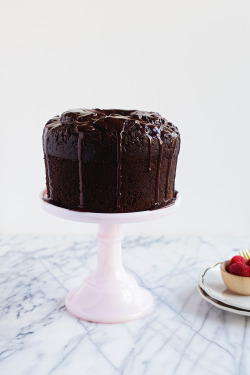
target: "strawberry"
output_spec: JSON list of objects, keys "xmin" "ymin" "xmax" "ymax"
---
[{"xmin": 229, "ymin": 262, "xmax": 250, "ymax": 277}]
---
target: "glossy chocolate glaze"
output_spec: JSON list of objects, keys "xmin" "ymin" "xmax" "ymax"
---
[
  {"xmin": 43, "ymin": 118, "xmax": 59, "ymax": 200},
  {"xmin": 155, "ymin": 133, "xmax": 163, "ymax": 203},
  {"xmin": 165, "ymin": 137, "xmax": 178, "ymax": 199},
  {"xmin": 78, "ymin": 132, "xmax": 84, "ymax": 207},
  {"xmin": 43, "ymin": 108, "xmax": 180, "ymax": 211}
]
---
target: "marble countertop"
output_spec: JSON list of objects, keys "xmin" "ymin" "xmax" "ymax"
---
[{"xmin": 1, "ymin": 233, "xmax": 250, "ymax": 375}]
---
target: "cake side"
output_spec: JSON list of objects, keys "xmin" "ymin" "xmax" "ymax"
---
[{"xmin": 43, "ymin": 109, "xmax": 180, "ymax": 213}]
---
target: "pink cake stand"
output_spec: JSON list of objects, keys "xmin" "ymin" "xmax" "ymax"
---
[{"xmin": 40, "ymin": 189, "xmax": 181, "ymax": 323}]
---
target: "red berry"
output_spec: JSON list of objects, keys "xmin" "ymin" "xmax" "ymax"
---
[
  {"xmin": 229, "ymin": 256, "xmax": 246, "ymax": 267},
  {"xmin": 247, "ymin": 259, "xmax": 250, "ymax": 267},
  {"xmin": 229, "ymin": 262, "xmax": 250, "ymax": 277}
]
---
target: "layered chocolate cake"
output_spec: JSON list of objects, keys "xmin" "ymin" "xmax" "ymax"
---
[{"xmin": 43, "ymin": 109, "xmax": 180, "ymax": 213}]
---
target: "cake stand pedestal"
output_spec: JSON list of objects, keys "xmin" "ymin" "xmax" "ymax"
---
[{"xmin": 40, "ymin": 190, "xmax": 181, "ymax": 323}]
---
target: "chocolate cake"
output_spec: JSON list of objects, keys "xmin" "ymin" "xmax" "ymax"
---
[{"xmin": 42, "ymin": 109, "xmax": 180, "ymax": 213}]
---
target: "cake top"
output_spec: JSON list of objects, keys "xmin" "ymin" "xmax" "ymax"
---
[
  {"xmin": 43, "ymin": 108, "xmax": 180, "ymax": 162},
  {"xmin": 45, "ymin": 108, "xmax": 179, "ymax": 137}
]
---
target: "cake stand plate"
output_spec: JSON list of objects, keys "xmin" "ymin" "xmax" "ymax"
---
[{"xmin": 40, "ymin": 190, "xmax": 181, "ymax": 323}]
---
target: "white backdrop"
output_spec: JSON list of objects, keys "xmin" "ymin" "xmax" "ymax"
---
[{"xmin": 1, "ymin": 0, "xmax": 250, "ymax": 236}]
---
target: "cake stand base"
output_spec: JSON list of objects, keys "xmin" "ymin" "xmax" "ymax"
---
[
  {"xmin": 65, "ymin": 224, "xmax": 153, "ymax": 323},
  {"xmin": 40, "ymin": 190, "xmax": 180, "ymax": 323}
]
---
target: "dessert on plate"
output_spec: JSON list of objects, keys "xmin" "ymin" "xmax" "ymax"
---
[
  {"xmin": 42, "ymin": 108, "xmax": 180, "ymax": 213},
  {"xmin": 221, "ymin": 255, "xmax": 250, "ymax": 295}
]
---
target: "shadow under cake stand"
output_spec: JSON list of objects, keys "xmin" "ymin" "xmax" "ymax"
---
[{"xmin": 40, "ymin": 190, "xmax": 181, "ymax": 323}]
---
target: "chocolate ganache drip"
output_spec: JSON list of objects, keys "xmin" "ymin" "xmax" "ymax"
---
[
  {"xmin": 104, "ymin": 114, "xmax": 127, "ymax": 209},
  {"xmin": 44, "ymin": 116, "xmax": 61, "ymax": 199},
  {"xmin": 165, "ymin": 125, "xmax": 179, "ymax": 200},
  {"xmin": 44, "ymin": 108, "xmax": 179, "ymax": 209},
  {"xmin": 156, "ymin": 133, "xmax": 163, "ymax": 204}
]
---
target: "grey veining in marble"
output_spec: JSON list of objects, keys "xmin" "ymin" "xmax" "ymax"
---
[{"xmin": 1, "ymin": 234, "xmax": 250, "ymax": 375}]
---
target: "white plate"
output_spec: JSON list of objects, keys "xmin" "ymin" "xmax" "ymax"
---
[
  {"xmin": 197, "ymin": 285, "xmax": 250, "ymax": 316},
  {"xmin": 199, "ymin": 263, "xmax": 250, "ymax": 310}
]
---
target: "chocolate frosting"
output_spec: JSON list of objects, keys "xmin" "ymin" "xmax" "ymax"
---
[{"xmin": 43, "ymin": 108, "xmax": 180, "ymax": 209}]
